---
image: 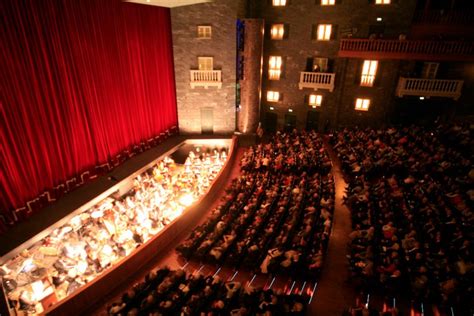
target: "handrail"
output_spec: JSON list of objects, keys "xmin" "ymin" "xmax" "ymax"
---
[
  {"xmin": 190, "ymin": 70, "xmax": 222, "ymax": 88},
  {"xmin": 340, "ymin": 39, "xmax": 474, "ymax": 55},
  {"xmin": 396, "ymin": 77, "xmax": 463, "ymax": 100},
  {"xmin": 298, "ymin": 72, "xmax": 335, "ymax": 92}
]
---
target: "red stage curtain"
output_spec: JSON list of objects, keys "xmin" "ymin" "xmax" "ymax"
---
[{"xmin": 0, "ymin": 0, "xmax": 178, "ymax": 226}]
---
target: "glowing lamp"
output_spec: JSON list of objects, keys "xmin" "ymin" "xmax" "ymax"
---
[
  {"xmin": 91, "ymin": 210, "xmax": 103, "ymax": 219},
  {"xmin": 179, "ymin": 194, "xmax": 194, "ymax": 207},
  {"xmin": 102, "ymin": 244, "xmax": 113, "ymax": 256},
  {"xmin": 31, "ymin": 280, "xmax": 44, "ymax": 301}
]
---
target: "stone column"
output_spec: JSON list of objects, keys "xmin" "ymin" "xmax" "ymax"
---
[{"xmin": 237, "ymin": 19, "xmax": 264, "ymax": 134}]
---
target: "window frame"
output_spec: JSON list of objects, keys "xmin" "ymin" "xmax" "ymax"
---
[
  {"xmin": 272, "ymin": 0, "xmax": 287, "ymax": 6},
  {"xmin": 270, "ymin": 24, "xmax": 285, "ymax": 40},
  {"xmin": 267, "ymin": 91, "xmax": 280, "ymax": 102},
  {"xmin": 309, "ymin": 94, "xmax": 323, "ymax": 107},
  {"xmin": 321, "ymin": 0, "xmax": 336, "ymax": 5},
  {"xmin": 355, "ymin": 98, "xmax": 371, "ymax": 111},
  {"xmin": 421, "ymin": 62, "xmax": 439, "ymax": 79},
  {"xmin": 316, "ymin": 24, "xmax": 332, "ymax": 41},
  {"xmin": 313, "ymin": 57, "xmax": 329, "ymax": 72},
  {"xmin": 268, "ymin": 56, "xmax": 283, "ymax": 80},
  {"xmin": 197, "ymin": 25, "xmax": 212, "ymax": 39},
  {"xmin": 198, "ymin": 57, "xmax": 213, "ymax": 71},
  {"xmin": 360, "ymin": 60, "xmax": 378, "ymax": 87}
]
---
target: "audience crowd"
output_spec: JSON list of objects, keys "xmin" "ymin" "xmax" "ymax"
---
[
  {"xmin": 107, "ymin": 267, "xmax": 308, "ymax": 315},
  {"xmin": 332, "ymin": 124, "xmax": 473, "ymax": 313},
  {"xmin": 177, "ymin": 131, "xmax": 335, "ymax": 278}
]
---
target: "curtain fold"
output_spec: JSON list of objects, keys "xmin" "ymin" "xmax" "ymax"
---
[{"xmin": 0, "ymin": 0, "xmax": 178, "ymax": 225}]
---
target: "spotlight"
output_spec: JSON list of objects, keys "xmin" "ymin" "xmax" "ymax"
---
[
  {"xmin": 288, "ymin": 109, "xmax": 293, "ymax": 112},
  {"xmin": 419, "ymin": 96, "xmax": 425, "ymax": 100},
  {"xmin": 377, "ymin": 17, "xmax": 382, "ymax": 22},
  {"xmin": 269, "ymin": 106, "xmax": 275, "ymax": 110}
]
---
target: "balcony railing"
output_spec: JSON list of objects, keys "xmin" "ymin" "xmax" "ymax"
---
[
  {"xmin": 396, "ymin": 77, "xmax": 463, "ymax": 100},
  {"xmin": 298, "ymin": 72, "xmax": 335, "ymax": 92},
  {"xmin": 190, "ymin": 70, "xmax": 222, "ymax": 89},
  {"xmin": 339, "ymin": 39, "xmax": 474, "ymax": 61}
]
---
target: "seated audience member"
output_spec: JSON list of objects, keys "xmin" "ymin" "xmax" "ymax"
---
[
  {"xmin": 333, "ymin": 123, "xmax": 473, "ymax": 311},
  {"xmin": 177, "ymin": 130, "xmax": 335, "ymax": 278}
]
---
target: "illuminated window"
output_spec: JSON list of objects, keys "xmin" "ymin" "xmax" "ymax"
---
[
  {"xmin": 317, "ymin": 24, "xmax": 332, "ymax": 41},
  {"xmin": 198, "ymin": 57, "xmax": 213, "ymax": 71},
  {"xmin": 361, "ymin": 60, "xmax": 378, "ymax": 87},
  {"xmin": 272, "ymin": 0, "xmax": 287, "ymax": 6},
  {"xmin": 375, "ymin": 0, "xmax": 390, "ymax": 4},
  {"xmin": 321, "ymin": 0, "xmax": 335, "ymax": 5},
  {"xmin": 309, "ymin": 95, "xmax": 323, "ymax": 107},
  {"xmin": 197, "ymin": 26, "xmax": 212, "ymax": 39},
  {"xmin": 355, "ymin": 98, "xmax": 370, "ymax": 111},
  {"xmin": 271, "ymin": 24, "xmax": 285, "ymax": 40},
  {"xmin": 269, "ymin": 56, "xmax": 282, "ymax": 80},
  {"xmin": 313, "ymin": 57, "xmax": 328, "ymax": 72},
  {"xmin": 267, "ymin": 91, "xmax": 280, "ymax": 102}
]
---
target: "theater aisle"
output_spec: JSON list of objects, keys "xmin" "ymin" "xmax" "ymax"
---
[
  {"xmin": 308, "ymin": 139, "xmax": 356, "ymax": 315},
  {"xmin": 88, "ymin": 147, "xmax": 246, "ymax": 315}
]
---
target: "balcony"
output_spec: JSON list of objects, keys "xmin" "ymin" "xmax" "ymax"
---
[
  {"xmin": 339, "ymin": 39, "xmax": 474, "ymax": 61},
  {"xmin": 298, "ymin": 72, "xmax": 335, "ymax": 92},
  {"xmin": 396, "ymin": 77, "xmax": 463, "ymax": 100},
  {"xmin": 190, "ymin": 70, "xmax": 222, "ymax": 89}
]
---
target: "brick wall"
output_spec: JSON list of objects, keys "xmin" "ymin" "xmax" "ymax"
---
[
  {"xmin": 171, "ymin": 0, "xmax": 246, "ymax": 134},
  {"xmin": 172, "ymin": 0, "xmax": 471, "ymax": 132},
  {"xmin": 258, "ymin": 0, "xmax": 417, "ymax": 130}
]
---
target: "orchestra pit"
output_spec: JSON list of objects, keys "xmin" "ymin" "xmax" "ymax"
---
[{"xmin": 1, "ymin": 1, "xmax": 473, "ymax": 316}]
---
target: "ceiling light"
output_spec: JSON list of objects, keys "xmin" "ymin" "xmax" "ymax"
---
[
  {"xmin": 420, "ymin": 96, "xmax": 425, "ymax": 100},
  {"xmin": 377, "ymin": 17, "xmax": 382, "ymax": 22},
  {"xmin": 288, "ymin": 109, "xmax": 293, "ymax": 112},
  {"xmin": 269, "ymin": 106, "xmax": 274, "ymax": 110}
]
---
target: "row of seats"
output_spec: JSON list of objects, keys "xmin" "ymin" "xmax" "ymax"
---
[
  {"xmin": 177, "ymin": 131, "xmax": 335, "ymax": 278},
  {"xmin": 107, "ymin": 267, "xmax": 308, "ymax": 315},
  {"xmin": 332, "ymin": 124, "xmax": 473, "ymax": 313}
]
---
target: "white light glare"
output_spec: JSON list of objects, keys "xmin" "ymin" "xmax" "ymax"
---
[{"xmin": 179, "ymin": 193, "xmax": 194, "ymax": 207}]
